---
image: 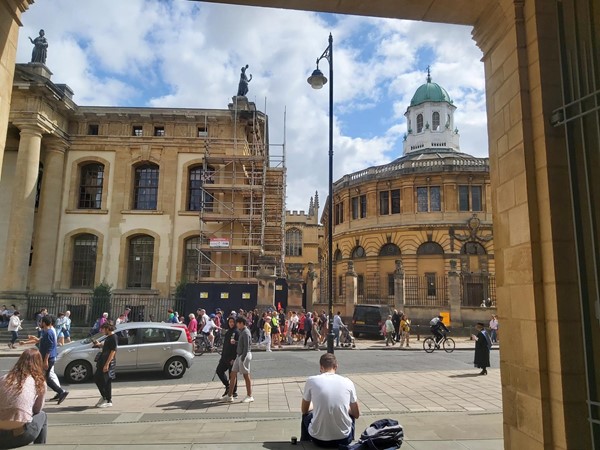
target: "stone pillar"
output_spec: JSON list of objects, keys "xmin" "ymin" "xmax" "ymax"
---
[
  {"xmin": 344, "ymin": 260, "xmax": 357, "ymax": 313},
  {"xmin": 447, "ymin": 260, "xmax": 462, "ymax": 327},
  {"xmin": 286, "ymin": 263, "xmax": 304, "ymax": 309},
  {"xmin": 0, "ymin": 124, "xmax": 43, "ymax": 294},
  {"xmin": 306, "ymin": 262, "xmax": 318, "ymax": 306},
  {"xmin": 29, "ymin": 139, "xmax": 68, "ymax": 293},
  {"xmin": 393, "ymin": 259, "xmax": 405, "ymax": 310}
]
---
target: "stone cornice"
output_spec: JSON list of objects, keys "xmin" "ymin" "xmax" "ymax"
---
[
  {"xmin": 2, "ymin": 0, "xmax": 34, "ymax": 24},
  {"xmin": 472, "ymin": 0, "xmax": 510, "ymax": 56},
  {"xmin": 11, "ymin": 113, "xmax": 55, "ymax": 135}
]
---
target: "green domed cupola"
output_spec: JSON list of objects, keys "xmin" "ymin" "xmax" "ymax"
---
[{"xmin": 410, "ymin": 70, "xmax": 453, "ymax": 107}]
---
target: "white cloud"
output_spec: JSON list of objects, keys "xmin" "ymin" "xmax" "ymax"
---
[{"xmin": 16, "ymin": 0, "xmax": 488, "ymax": 212}]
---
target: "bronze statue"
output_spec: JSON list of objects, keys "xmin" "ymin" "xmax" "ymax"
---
[
  {"xmin": 29, "ymin": 29, "xmax": 48, "ymax": 64},
  {"xmin": 236, "ymin": 65, "xmax": 252, "ymax": 97}
]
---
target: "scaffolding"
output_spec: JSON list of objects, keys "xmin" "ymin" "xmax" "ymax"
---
[{"xmin": 193, "ymin": 97, "xmax": 286, "ymax": 282}]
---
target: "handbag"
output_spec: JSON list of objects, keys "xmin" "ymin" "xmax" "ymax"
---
[{"xmin": 94, "ymin": 352, "xmax": 102, "ymax": 363}]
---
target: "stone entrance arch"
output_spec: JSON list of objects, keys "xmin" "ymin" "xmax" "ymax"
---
[{"xmin": 0, "ymin": 1, "xmax": 598, "ymax": 448}]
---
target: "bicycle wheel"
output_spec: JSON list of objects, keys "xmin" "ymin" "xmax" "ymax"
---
[
  {"xmin": 443, "ymin": 337, "xmax": 455, "ymax": 353},
  {"xmin": 194, "ymin": 339, "xmax": 208, "ymax": 356},
  {"xmin": 423, "ymin": 337, "xmax": 436, "ymax": 353}
]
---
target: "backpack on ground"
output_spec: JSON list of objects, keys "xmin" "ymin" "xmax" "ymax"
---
[{"xmin": 348, "ymin": 418, "xmax": 404, "ymax": 449}]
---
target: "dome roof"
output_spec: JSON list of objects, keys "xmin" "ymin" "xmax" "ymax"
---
[{"xmin": 410, "ymin": 74, "xmax": 453, "ymax": 107}]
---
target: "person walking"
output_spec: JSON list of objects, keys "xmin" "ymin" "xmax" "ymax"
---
[
  {"xmin": 391, "ymin": 309, "xmax": 401, "ymax": 342},
  {"xmin": 399, "ymin": 314, "xmax": 411, "ymax": 347},
  {"xmin": 303, "ymin": 313, "xmax": 314, "ymax": 348},
  {"xmin": 0, "ymin": 348, "xmax": 48, "ymax": 448},
  {"xmin": 92, "ymin": 321, "xmax": 117, "ymax": 408},
  {"xmin": 216, "ymin": 317, "xmax": 239, "ymax": 398},
  {"xmin": 38, "ymin": 316, "xmax": 68, "ymax": 404},
  {"xmin": 332, "ymin": 311, "xmax": 344, "ymax": 347},
  {"xmin": 262, "ymin": 315, "xmax": 272, "ymax": 352},
  {"xmin": 384, "ymin": 315, "xmax": 395, "ymax": 346},
  {"xmin": 187, "ymin": 313, "xmax": 198, "ymax": 341},
  {"xmin": 472, "ymin": 322, "xmax": 491, "ymax": 375},
  {"xmin": 61, "ymin": 311, "xmax": 72, "ymax": 345},
  {"xmin": 226, "ymin": 317, "xmax": 253, "ymax": 403},
  {"xmin": 7, "ymin": 311, "xmax": 22, "ymax": 349},
  {"xmin": 489, "ymin": 314, "xmax": 499, "ymax": 344}
]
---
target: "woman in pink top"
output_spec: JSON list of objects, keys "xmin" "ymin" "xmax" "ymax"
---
[
  {"xmin": 188, "ymin": 313, "xmax": 198, "ymax": 340},
  {"xmin": 0, "ymin": 348, "xmax": 47, "ymax": 447}
]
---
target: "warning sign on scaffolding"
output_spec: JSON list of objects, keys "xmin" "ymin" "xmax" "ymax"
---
[
  {"xmin": 242, "ymin": 293, "xmax": 251, "ymax": 299},
  {"xmin": 221, "ymin": 292, "xmax": 229, "ymax": 299},
  {"xmin": 199, "ymin": 292, "xmax": 208, "ymax": 299},
  {"xmin": 236, "ymin": 266, "xmax": 244, "ymax": 272},
  {"xmin": 210, "ymin": 238, "xmax": 230, "ymax": 248}
]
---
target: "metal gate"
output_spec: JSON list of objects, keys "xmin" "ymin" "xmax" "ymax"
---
[{"xmin": 183, "ymin": 282, "xmax": 258, "ymax": 316}]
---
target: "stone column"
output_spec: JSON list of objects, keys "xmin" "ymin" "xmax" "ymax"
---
[
  {"xmin": 29, "ymin": 138, "xmax": 68, "ymax": 293},
  {"xmin": 0, "ymin": 124, "xmax": 43, "ymax": 293},
  {"xmin": 393, "ymin": 259, "xmax": 405, "ymax": 310},
  {"xmin": 447, "ymin": 260, "xmax": 462, "ymax": 327},
  {"xmin": 286, "ymin": 263, "xmax": 304, "ymax": 308},
  {"xmin": 345, "ymin": 260, "xmax": 357, "ymax": 313},
  {"xmin": 256, "ymin": 255, "xmax": 277, "ymax": 310}
]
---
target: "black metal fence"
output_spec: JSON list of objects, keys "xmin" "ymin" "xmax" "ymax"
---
[
  {"xmin": 357, "ymin": 274, "xmax": 395, "ymax": 306},
  {"xmin": 404, "ymin": 275, "xmax": 448, "ymax": 307},
  {"xmin": 26, "ymin": 295, "xmax": 183, "ymax": 327},
  {"xmin": 460, "ymin": 274, "xmax": 496, "ymax": 307}
]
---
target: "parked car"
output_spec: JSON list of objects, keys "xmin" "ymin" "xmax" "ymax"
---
[
  {"xmin": 55, "ymin": 322, "xmax": 194, "ymax": 383},
  {"xmin": 351, "ymin": 304, "xmax": 392, "ymax": 338}
]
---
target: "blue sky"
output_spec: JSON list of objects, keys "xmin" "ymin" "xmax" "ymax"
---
[{"xmin": 16, "ymin": 0, "xmax": 487, "ymax": 213}]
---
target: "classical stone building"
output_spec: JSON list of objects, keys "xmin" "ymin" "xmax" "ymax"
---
[
  {"xmin": 319, "ymin": 75, "xmax": 495, "ymax": 325},
  {"xmin": 1, "ymin": 0, "xmax": 599, "ymax": 448},
  {"xmin": 0, "ymin": 63, "xmax": 285, "ymax": 303},
  {"xmin": 284, "ymin": 193, "xmax": 324, "ymax": 309}
]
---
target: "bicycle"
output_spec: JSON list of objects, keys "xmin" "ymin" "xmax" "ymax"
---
[
  {"xmin": 193, "ymin": 332, "xmax": 223, "ymax": 356},
  {"xmin": 423, "ymin": 333, "xmax": 455, "ymax": 353}
]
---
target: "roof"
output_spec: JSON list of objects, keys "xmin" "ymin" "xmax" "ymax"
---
[{"xmin": 410, "ymin": 74, "xmax": 453, "ymax": 107}]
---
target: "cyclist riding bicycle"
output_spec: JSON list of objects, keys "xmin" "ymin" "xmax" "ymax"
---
[
  {"xmin": 202, "ymin": 313, "xmax": 221, "ymax": 349},
  {"xmin": 430, "ymin": 315, "xmax": 449, "ymax": 345}
]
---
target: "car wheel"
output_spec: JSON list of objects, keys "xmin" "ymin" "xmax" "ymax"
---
[
  {"xmin": 164, "ymin": 357, "xmax": 187, "ymax": 379},
  {"xmin": 65, "ymin": 360, "xmax": 92, "ymax": 383}
]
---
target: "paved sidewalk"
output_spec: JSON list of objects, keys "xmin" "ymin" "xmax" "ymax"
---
[{"xmin": 37, "ymin": 369, "xmax": 502, "ymax": 449}]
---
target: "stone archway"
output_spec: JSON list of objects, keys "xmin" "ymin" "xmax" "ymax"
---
[{"xmin": 0, "ymin": 1, "xmax": 596, "ymax": 448}]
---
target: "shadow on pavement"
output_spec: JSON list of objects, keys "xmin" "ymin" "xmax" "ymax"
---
[
  {"xmin": 448, "ymin": 373, "xmax": 483, "ymax": 378},
  {"xmin": 262, "ymin": 441, "xmax": 315, "ymax": 449},
  {"xmin": 155, "ymin": 399, "xmax": 222, "ymax": 410},
  {"xmin": 46, "ymin": 405, "xmax": 93, "ymax": 413}
]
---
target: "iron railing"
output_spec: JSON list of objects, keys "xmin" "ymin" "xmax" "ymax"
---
[
  {"xmin": 404, "ymin": 275, "xmax": 448, "ymax": 307},
  {"xmin": 460, "ymin": 273, "xmax": 496, "ymax": 307}
]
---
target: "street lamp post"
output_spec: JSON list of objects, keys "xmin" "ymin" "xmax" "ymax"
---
[{"xmin": 307, "ymin": 33, "xmax": 335, "ymax": 354}]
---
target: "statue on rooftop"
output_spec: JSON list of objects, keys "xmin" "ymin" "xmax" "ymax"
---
[
  {"xmin": 29, "ymin": 29, "xmax": 48, "ymax": 64},
  {"xmin": 236, "ymin": 65, "xmax": 252, "ymax": 97}
]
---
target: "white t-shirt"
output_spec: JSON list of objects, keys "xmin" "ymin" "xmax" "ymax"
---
[
  {"xmin": 303, "ymin": 372, "xmax": 357, "ymax": 441},
  {"xmin": 202, "ymin": 319, "xmax": 215, "ymax": 334}
]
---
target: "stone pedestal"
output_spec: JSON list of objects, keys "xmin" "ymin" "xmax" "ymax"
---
[
  {"xmin": 447, "ymin": 262, "xmax": 462, "ymax": 327},
  {"xmin": 286, "ymin": 263, "xmax": 304, "ymax": 309},
  {"xmin": 0, "ymin": 124, "xmax": 44, "ymax": 294},
  {"xmin": 256, "ymin": 256, "xmax": 277, "ymax": 309},
  {"xmin": 393, "ymin": 259, "xmax": 405, "ymax": 311},
  {"xmin": 345, "ymin": 260, "xmax": 357, "ymax": 312},
  {"xmin": 29, "ymin": 139, "xmax": 68, "ymax": 293}
]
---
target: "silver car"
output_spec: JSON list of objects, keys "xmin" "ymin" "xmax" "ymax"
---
[{"xmin": 55, "ymin": 322, "xmax": 194, "ymax": 383}]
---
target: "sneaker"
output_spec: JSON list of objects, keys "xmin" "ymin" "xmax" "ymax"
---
[
  {"xmin": 223, "ymin": 396, "xmax": 234, "ymax": 403},
  {"xmin": 242, "ymin": 396, "xmax": 254, "ymax": 403},
  {"xmin": 57, "ymin": 391, "xmax": 69, "ymax": 405},
  {"xmin": 95, "ymin": 397, "xmax": 106, "ymax": 407},
  {"xmin": 233, "ymin": 392, "xmax": 238, "ymax": 398},
  {"xmin": 49, "ymin": 394, "xmax": 60, "ymax": 402},
  {"xmin": 98, "ymin": 402, "xmax": 113, "ymax": 408}
]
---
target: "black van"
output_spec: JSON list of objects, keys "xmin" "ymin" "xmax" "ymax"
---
[{"xmin": 351, "ymin": 304, "xmax": 393, "ymax": 338}]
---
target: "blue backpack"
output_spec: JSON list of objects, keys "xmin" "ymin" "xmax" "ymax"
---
[{"xmin": 347, "ymin": 418, "xmax": 404, "ymax": 450}]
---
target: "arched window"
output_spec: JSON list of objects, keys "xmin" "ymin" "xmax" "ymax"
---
[
  {"xmin": 184, "ymin": 236, "xmax": 211, "ymax": 280},
  {"xmin": 188, "ymin": 165, "xmax": 215, "ymax": 211},
  {"xmin": 334, "ymin": 249, "xmax": 343, "ymax": 261},
  {"xmin": 432, "ymin": 112, "xmax": 440, "ymax": 131},
  {"xmin": 71, "ymin": 234, "xmax": 98, "ymax": 288},
  {"xmin": 133, "ymin": 163, "xmax": 159, "ymax": 210},
  {"xmin": 461, "ymin": 242, "xmax": 486, "ymax": 255},
  {"xmin": 285, "ymin": 228, "xmax": 303, "ymax": 257},
  {"xmin": 127, "ymin": 235, "xmax": 154, "ymax": 288},
  {"xmin": 417, "ymin": 114, "xmax": 424, "ymax": 133},
  {"xmin": 78, "ymin": 163, "xmax": 104, "ymax": 209},
  {"xmin": 379, "ymin": 243, "xmax": 401, "ymax": 257},
  {"xmin": 416, "ymin": 242, "xmax": 444, "ymax": 255},
  {"xmin": 351, "ymin": 246, "xmax": 366, "ymax": 259}
]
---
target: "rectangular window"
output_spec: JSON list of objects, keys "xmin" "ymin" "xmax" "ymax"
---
[
  {"xmin": 87, "ymin": 124, "xmax": 99, "ymax": 135},
  {"xmin": 417, "ymin": 186, "xmax": 441, "ymax": 212},
  {"xmin": 417, "ymin": 187, "xmax": 428, "ymax": 212},
  {"xmin": 458, "ymin": 185, "xmax": 470, "ymax": 211},
  {"xmin": 357, "ymin": 274, "xmax": 364, "ymax": 296},
  {"xmin": 360, "ymin": 194, "xmax": 367, "ymax": 218},
  {"xmin": 391, "ymin": 189, "xmax": 401, "ymax": 214},
  {"xmin": 379, "ymin": 191, "xmax": 389, "ymax": 215},
  {"xmin": 426, "ymin": 272, "xmax": 437, "ymax": 296},
  {"xmin": 351, "ymin": 197, "xmax": 359, "ymax": 220},
  {"xmin": 154, "ymin": 126, "xmax": 165, "ymax": 136},
  {"xmin": 388, "ymin": 273, "xmax": 395, "ymax": 296},
  {"xmin": 335, "ymin": 202, "xmax": 344, "ymax": 225},
  {"xmin": 458, "ymin": 185, "xmax": 483, "ymax": 212},
  {"xmin": 197, "ymin": 126, "xmax": 208, "ymax": 137},
  {"xmin": 471, "ymin": 186, "xmax": 482, "ymax": 211},
  {"xmin": 132, "ymin": 125, "xmax": 143, "ymax": 137}
]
